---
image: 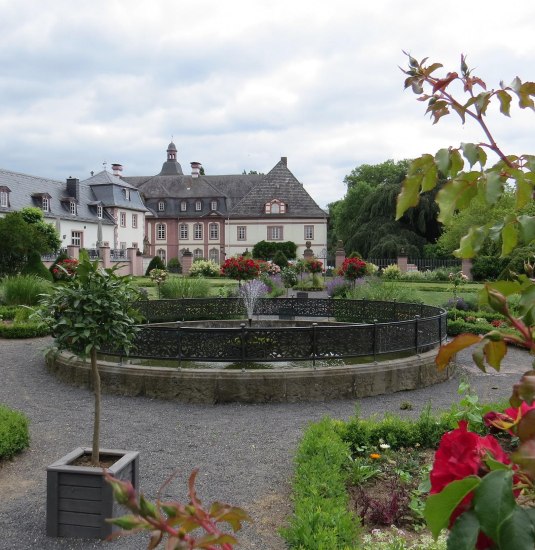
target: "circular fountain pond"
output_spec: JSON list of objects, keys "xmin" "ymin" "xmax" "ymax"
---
[{"xmin": 46, "ymin": 298, "xmax": 454, "ymax": 403}]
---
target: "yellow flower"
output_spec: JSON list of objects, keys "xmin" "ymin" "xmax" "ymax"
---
[{"xmin": 370, "ymin": 453, "xmax": 381, "ymax": 460}]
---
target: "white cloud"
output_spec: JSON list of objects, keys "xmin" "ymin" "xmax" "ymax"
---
[{"xmin": 1, "ymin": 0, "xmax": 535, "ymax": 209}]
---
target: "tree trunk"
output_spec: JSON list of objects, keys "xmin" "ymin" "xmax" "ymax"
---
[{"xmin": 90, "ymin": 347, "xmax": 101, "ymax": 466}]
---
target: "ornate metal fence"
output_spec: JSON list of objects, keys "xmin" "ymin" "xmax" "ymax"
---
[{"xmin": 102, "ymin": 298, "xmax": 447, "ymax": 364}]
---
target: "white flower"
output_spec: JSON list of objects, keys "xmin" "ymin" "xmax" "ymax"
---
[{"xmin": 379, "ymin": 443, "xmax": 390, "ymax": 450}]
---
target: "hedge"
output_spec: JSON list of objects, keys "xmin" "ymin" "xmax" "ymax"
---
[
  {"xmin": 0, "ymin": 405, "xmax": 30, "ymax": 460},
  {"xmin": 0, "ymin": 322, "xmax": 50, "ymax": 339}
]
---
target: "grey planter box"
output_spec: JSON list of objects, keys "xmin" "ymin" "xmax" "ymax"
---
[{"xmin": 47, "ymin": 447, "xmax": 139, "ymax": 539}]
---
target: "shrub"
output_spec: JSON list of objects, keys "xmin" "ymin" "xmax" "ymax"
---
[
  {"xmin": 305, "ymin": 258, "xmax": 323, "ymax": 274},
  {"xmin": 21, "ymin": 251, "xmax": 53, "ymax": 281},
  {"xmin": 0, "ymin": 404, "xmax": 30, "ymax": 460},
  {"xmin": 471, "ymin": 255, "xmax": 509, "ymax": 281},
  {"xmin": 220, "ymin": 257, "xmax": 261, "ymax": 281},
  {"xmin": 167, "ymin": 257, "xmax": 182, "ymax": 274},
  {"xmin": 281, "ymin": 418, "xmax": 360, "ymax": 549},
  {"xmin": 1, "ymin": 275, "xmax": 52, "ymax": 306},
  {"xmin": 188, "ymin": 259, "xmax": 220, "ymax": 277},
  {"xmin": 443, "ymin": 296, "xmax": 478, "ymax": 311},
  {"xmin": 0, "ymin": 322, "xmax": 50, "ymax": 338},
  {"xmin": 446, "ymin": 318, "xmax": 495, "ymax": 336},
  {"xmin": 381, "ymin": 264, "xmax": 402, "ymax": 280},
  {"xmin": 160, "ymin": 276, "xmax": 210, "ymax": 298},
  {"xmin": 50, "ymin": 257, "xmax": 79, "ymax": 281},
  {"xmin": 326, "ymin": 276, "xmax": 351, "ymax": 298},
  {"xmin": 338, "ymin": 257, "xmax": 367, "ymax": 281},
  {"xmin": 280, "ymin": 266, "xmax": 298, "ymax": 289},
  {"xmin": 498, "ymin": 244, "xmax": 535, "ymax": 279},
  {"xmin": 272, "ymin": 250, "xmax": 289, "ymax": 268},
  {"xmin": 252, "ymin": 240, "xmax": 297, "ymax": 261},
  {"xmin": 345, "ymin": 278, "xmax": 421, "ymax": 303},
  {"xmin": 145, "ymin": 256, "xmax": 165, "ymax": 275}
]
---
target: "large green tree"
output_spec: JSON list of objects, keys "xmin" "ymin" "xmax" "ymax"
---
[
  {"xmin": 331, "ymin": 159, "xmax": 442, "ymax": 258},
  {"xmin": 20, "ymin": 207, "xmax": 61, "ymax": 253}
]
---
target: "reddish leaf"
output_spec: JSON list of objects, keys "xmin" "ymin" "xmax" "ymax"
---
[
  {"xmin": 511, "ymin": 439, "xmax": 535, "ymax": 478},
  {"xmin": 435, "ymin": 333, "xmax": 482, "ymax": 370},
  {"xmin": 483, "ymin": 337, "xmax": 507, "ymax": 371},
  {"xmin": 432, "ymin": 71, "xmax": 459, "ymax": 93},
  {"xmin": 511, "ymin": 371, "xmax": 535, "ymax": 407},
  {"xmin": 517, "ymin": 410, "xmax": 535, "ymax": 443}
]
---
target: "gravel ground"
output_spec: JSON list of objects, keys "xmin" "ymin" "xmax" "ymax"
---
[{"xmin": 0, "ymin": 336, "xmax": 531, "ymax": 550}]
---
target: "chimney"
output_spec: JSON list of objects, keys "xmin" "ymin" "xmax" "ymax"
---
[
  {"xmin": 66, "ymin": 177, "xmax": 80, "ymax": 201},
  {"xmin": 190, "ymin": 161, "xmax": 202, "ymax": 178},
  {"xmin": 281, "ymin": 156, "xmax": 287, "ymax": 166},
  {"xmin": 111, "ymin": 163, "xmax": 123, "ymax": 176}
]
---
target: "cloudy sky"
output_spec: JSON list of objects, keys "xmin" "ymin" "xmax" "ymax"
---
[{"xmin": 1, "ymin": 0, "xmax": 534, "ymax": 208}]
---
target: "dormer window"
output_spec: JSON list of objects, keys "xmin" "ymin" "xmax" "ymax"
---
[
  {"xmin": 97, "ymin": 205, "xmax": 103, "ymax": 219},
  {"xmin": 123, "ymin": 188, "xmax": 131, "ymax": 200},
  {"xmin": 42, "ymin": 197, "xmax": 50, "ymax": 212},
  {"xmin": 0, "ymin": 186, "xmax": 10, "ymax": 208},
  {"xmin": 265, "ymin": 199, "xmax": 286, "ymax": 214},
  {"xmin": 181, "ymin": 201, "xmax": 187, "ymax": 211},
  {"xmin": 158, "ymin": 201, "xmax": 165, "ymax": 212},
  {"xmin": 69, "ymin": 201, "xmax": 77, "ymax": 215},
  {"xmin": 210, "ymin": 200, "xmax": 217, "ymax": 211},
  {"xmin": 195, "ymin": 200, "xmax": 202, "ymax": 211}
]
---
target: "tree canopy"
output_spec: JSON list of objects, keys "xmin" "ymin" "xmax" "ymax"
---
[{"xmin": 330, "ymin": 159, "xmax": 442, "ymax": 258}]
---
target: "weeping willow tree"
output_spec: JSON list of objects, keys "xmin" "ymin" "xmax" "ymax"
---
[{"xmin": 331, "ymin": 160, "xmax": 443, "ymax": 258}]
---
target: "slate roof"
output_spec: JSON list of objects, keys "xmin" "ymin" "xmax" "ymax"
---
[
  {"xmin": 122, "ymin": 154, "xmax": 325, "ymax": 220},
  {"xmin": 0, "ymin": 168, "xmax": 114, "ymax": 225},
  {"xmin": 229, "ymin": 159, "xmax": 327, "ymax": 218},
  {"xmin": 81, "ymin": 170, "xmax": 149, "ymax": 212}
]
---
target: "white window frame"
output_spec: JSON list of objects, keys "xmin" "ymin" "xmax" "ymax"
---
[
  {"xmin": 158, "ymin": 201, "xmax": 165, "ymax": 211},
  {"xmin": 179, "ymin": 224, "xmax": 188, "ymax": 239},
  {"xmin": 209, "ymin": 248, "xmax": 219, "ymax": 263},
  {"xmin": 120, "ymin": 212, "xmax": 126, "ymax": 227},
  {"xmin": 42, "ymin": 197, "xmax": 50, "ymax": 212},
  {"xmin": 237, "ymin": 226, "xmax": 246, "ymax": 240},
  {"xmin": 304, "ymin": 225, "xmax": 314, "ymax": 240},
  {"xmin": 156, "ymin": 223, "xmax": 166, "ymax": 240},
  {"xmin": 180, "ymin": 201, "xmax": 187, "ymax": 211},
  {"xmin": 209, "ymin": 223, "xmax": 219, "ymax": 240},
  {"xmin": 97, "ymin": 205, "xmax": 103, "ymax": 219},
  {"xmin": 132, "ymin": 214, "xmax": 138, "ymax": 228},
  {"xmin": 210, "ymin": 200, "xmax": 217, "ymax": 211},
  {"xmin": 193, "ymin": 248, "xmax": 203, "ymax": 260},
  {"xmin": 195, "ymin": 200, "xmax": 202, "ymax": 211},
  {"xmin": 193, "ymin": 223, "xmax": 203, "ymax": 240},
  {"xmin": 69, "ymin": 201, "xmax": 76, "ymax": 215},
  {"xmin": 267, "ymin": 226, "xmax": 283, "ymax": 240},
  {"xmin": 157, "ymin": 248, "xmax": 166, "ymax": 264},
  {"xmin": 0, "ymin": 191, "xmax": 8, "ymax": 207},
  {"xmin": 71, "ymin": 231, "xmax": 82, "ymax": 246},
  {"xmin": 123, "ymin": 188, "xmax": 131, "ymax": 200}
]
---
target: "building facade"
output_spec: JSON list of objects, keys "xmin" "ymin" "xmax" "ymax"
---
[{"xmin": 122, "ymin": 142, "xmax": 328, "ymax": 265}]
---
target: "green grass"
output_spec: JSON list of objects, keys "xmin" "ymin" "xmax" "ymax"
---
[{"xmin": 0, "ymin": 404, "xmax": 30, "ymax": 460}]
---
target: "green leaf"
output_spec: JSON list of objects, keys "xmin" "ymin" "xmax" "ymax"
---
[
  {"xmin": 497, "ymin": 507, "xmax": 535, "ymax": 550},
  {"xmin": 396, "ymin": 174, "xmax": 422, "ymax": 220},
  {"xmin": 139, "ymin": 494, "xmax": 158, "ymax": 519},
  {"xmin": 434, "ymin": 149, "xmax": 450, "ymax": 176},
  {"xmin": 518, "ymin": 215, "xmax": 535, "ymax": 245},
  {"xmin": 436, "ymin": 172, "xmax": 479, "ymax": 222},
  {"xmin": 501, "ymin": 221, "xmax": 519, "ymax": 256},
  {"xmin": 447, "ymin": 510, "xmax": 480, "ymax": 550},
  {"xmin": 107, "ymin": 514, "xmax": 145, "ymax": 530},
  {"xmin": 450, "ymin": 149, "xmax": 464, "ymax": 177},
  {"xmin": 461, "ymin": 143, "xmax": 479, "ymax": 167},
  {"xmin": 485, "ymin": 171, "xmax": 504, "ymax": 204},
  {"xmin": 454, "ymin": 225, "xmax": 488, "ymax": 258},
  {"xmin": 497, "ymin": 90, "xmax": 512, "ymax": 116},
  {"xmin": 483, "ymin": 338, "xmax": 507, "ymax": 371},
  {"xmin": 474, "ymin": 470, "xmax": 516, "ymax": 542},
  {"xmin": 515, "ymin": 172, "xmax": 534, "ymax": 209},
  {"xmin": 424, "ymin": 477, "xmax": 480, "ymax": 540}
]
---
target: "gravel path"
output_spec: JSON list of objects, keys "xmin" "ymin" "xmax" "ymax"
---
[{"xmin": 0, "ymin": 337, "xmax": 531, "ymax": 550}]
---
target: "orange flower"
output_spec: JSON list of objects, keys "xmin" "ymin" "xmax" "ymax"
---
[{"xmin": 370, "ymin": 453, "xmax": 381, "ymax": 460}]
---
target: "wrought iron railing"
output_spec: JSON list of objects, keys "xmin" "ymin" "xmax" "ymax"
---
[
  {"xmin": 101, "ymin": 298, "xmax": 447, "ymax": 364},
  {"xmin": 110, "ymin": 249, "xmax": 129, "ymax": 261}
]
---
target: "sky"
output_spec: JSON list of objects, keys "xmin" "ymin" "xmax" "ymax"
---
[{"xmin": 1, "ymin": 0, "xmax": 535, "ymax": 209}]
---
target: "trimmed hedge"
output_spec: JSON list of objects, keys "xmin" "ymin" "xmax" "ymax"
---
[
  {"xmin": 281, "ymin": 418, "xmax": 361, "ymax": 549},
  {"xmin": 0, "ymin": 322, "xmax": 50, "ymax": 339},
  {"xmin": 0, "ymin": 405, "xmax": 30, "ymax": 460}
]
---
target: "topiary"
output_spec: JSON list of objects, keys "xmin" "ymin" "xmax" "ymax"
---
[
  {"xmin": 272, "ymin": 250, "xmax": 288, "ymax": 268},
  {"xmin": 167, "ymin": 257, "xmax": 182, "ymax": 274},
  {"xmin": 145, "ymin": 256, "xmax": 165, "ymax": 276},
  {"xmin": 21, "ymin": 250, "xmax": 53, "ymax": 281}
]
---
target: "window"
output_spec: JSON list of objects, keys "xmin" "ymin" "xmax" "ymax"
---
[
  {"xmin": 304, "ymin": 225, "xmax": 314, "ymax": 240},
  {"xmin": 97, "ymin": 205, "xmax": 103, "ymax": 219},
  {"xmin": 156, "ymin": 223, "xmax": 166, "ymax": 240},
  {"xmin": 120, "ymin": 242, "xmax": 127, "ymax": 250},
  {"xmin": 123, "ymin": 188, "xmax": 131, "ymax": 200},
  {"xmin": 265, "ymin": 199, "xmax": 286, "ymax": 214},
  {"xmin": 209, "ymin": 223, "xmax": 219, "ymax": 240},
  {"xmin": 158, "ymin": 201, "xmax": 165, "ymax": 211},
  {"xmin": 132, "ymin": 214, "xmax": 138, "ymax": 228},
  {"xmin": 157, "ymin": 249, "xmax": 166, "ymax": 264},
  {"xmin": 210, "ymin": 200, "xmax": 217, "ymax": 211},
  {"xmin": 180, "ymin": 201, "xmax": 187, "ymax": 211},
  {"xmin": 120, "ymin": 212, "xmax": 126, "ymax": 227},
  {"xmin": 69, "ymin": 201, "xmax": 77, "ymax": 215},
  {"xmin": 209, "ymin": 248, "xmax": 219, "ymax": 264},
  {"xmin": 195, "ymin": 200, "xmax": 202, "ymax": 211},
  {"xmin": 267, "ymin": 226, "xmax": 283, "ymax": 240},
  {"xmin": 42, "ymin": 197, "xmax": 50, "ymax": 212},
  {"xmin": 0, "ymin": 191, "xmax": 8, "ymax": 207},
  {"xmin": 193, "ymin": 223, "xmax": 203, "ymax": 240},
  {"xmin": 179, "ymin": 224, "xmax": 188, "ymax": 239},
  {"xmin": 71, "ymin": 231, "xmax": 82, "ymax": 246},
  {"xmin": 237, "ymin": 226, "xmax": 246, "ymax": 240},
  {"xmin": 194, "ymin": 248, "xmax": 203, "ymax": 260}
]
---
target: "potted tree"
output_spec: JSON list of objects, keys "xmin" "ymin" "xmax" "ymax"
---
[{"xmin": 37, "ymin": 258, "xmax": 142, "ymax": 539}]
